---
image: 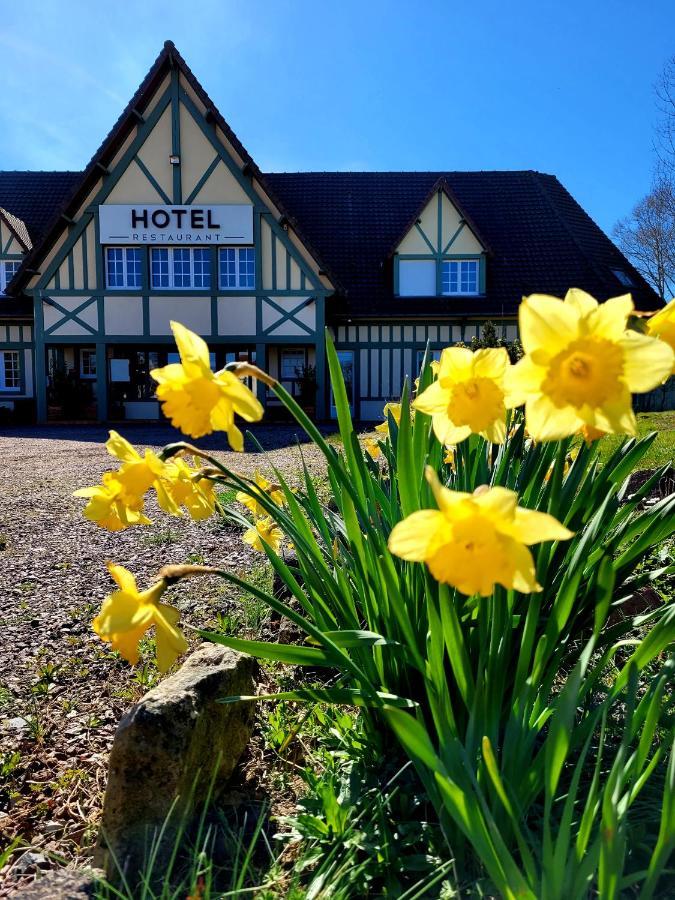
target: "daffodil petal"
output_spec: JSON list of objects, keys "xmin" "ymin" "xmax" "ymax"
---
[
  {"xmin": 587, "ymin": 294, "xmax": 633, "ymax": 340},
  {"xmin": 150, "ymin": 362, "xmax": 188, "ymax": 385},
  {"xmin": 483, "ymin": 416, "xmax": 507, "ymax": 444},
  {"xmin": 472, "ymin": 347, "xmax": 509, "ymax": 380},
  {"xmin": 618, "ymin": 330, "xmax": 674, "ymax": 393},
  {"xmin": 519, "ymin": 294, "xmax": 579, "ymax": 355},
  {"xmin": 507, "ymin": 541, "xmax": 541, "ymax": 593},
  {"xmin": 388, "ymin": 510, "xmax": 446, "ymax": 561},
  {"xmin": 505, "ymin": 354, "xmax": 545, "ymax": 408},
  {"xmin": 432, "ymin": 417, "xmax": 472, "ymax": 446},
  {"xmin": 106, "ymin": 562, "xmax": 138, "ymax": 594},
  {"xmin": 525, "ymin": 395, "xmax": 584, "ymax": 441},
  {"xmin": 424, "ymin": 467, "xmax": 473, "ymax": 515},
  {"xmin": 414, "ymin": 380, "xmax": 450, "ymax": 415},
  {"xmin": 507, "ymin": 507, "xmax": 574, "ymax": 544},
  {"xmin": 171, "ymin": 321, "xmax": 212, "ymax": 370},
  {"xmin": 563, "ymin": 288, "xmax": 599, "ymax": 317},
  {"xmin": 473, "ymin": 486, "xmax": 518, "ymax": 523},
  {"xmin": 437, "ymin": 346, "xmax": 474, "ymax": 385},
  {"xmin": 154, "ymin": 605, "xmax": 189, "ymax": 673},
  {"xmin": 106, "ymin": 430, "xmax": 140, "ymax": 463}
]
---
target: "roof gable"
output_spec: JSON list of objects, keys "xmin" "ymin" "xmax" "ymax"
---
[
  {"xmin": 391, "ymin": 177, "xmax": 489, "ymax": 257},
  {"xmin": 8, "ymin": 40, "xmax": 334, "ymax": 295}
]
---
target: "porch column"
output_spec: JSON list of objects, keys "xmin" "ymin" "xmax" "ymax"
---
[
  {"xmin": 35, "ymin": 345, "xmax": 47, "ymax": 423},
  {"xmin": 96, "ymin": 342, "xmax": 107, "ymax": 422},
  {"xmin": 34, "ymin": 293, "xmax": 47, "ymax": 423}
]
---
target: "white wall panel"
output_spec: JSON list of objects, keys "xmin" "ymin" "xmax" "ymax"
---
[
  {"xmin": 149, "ymin": 297, "xmax": 211, "ymax": 335},
  {"xmin": 104, "ymin": 297, "xmax": 144, "ymax": 335},
  {"xmin": 217, "ymin": 297, "xmax": 256, "ymax": 335}
]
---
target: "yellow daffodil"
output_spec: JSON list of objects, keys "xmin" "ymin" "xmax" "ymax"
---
[
  {"xmin": 645, "ymin": 298, "xmax": 675, "ymax": 372},
  {"xmin": 75, "ymin": 431, "xmax": 184, "ymax": 529},
  {"xmin": 93, "ymin": 563, "xmax": 188, "ymax": 673},
  {"xmin": 166, "ymin": 457, "xmax": 217, "ymax": 521},
  {"xmin": 443, "ymin": 446, "xmax": 456, "ymax": 471},
  {"xmin": 364, "ymin": 437, "xmax": 382, "ymax": 460},
  {"xmin": 388, "ymin": 468, "xmax": 573, "ymax": 596},
  {"xmin": 414, "ymin": 347, "xmax": 512, "ymax": 444},
  {"xmin": 74, "ymin": 472, "xmax": 151, "ymax": 531},
  {"xmin": 236, "ymin": 472, "xmax": 285, "ymax": 517},
  {"xmin": 106, "ymin": 430, "xmax": 181, "ymax": 516},
  {"xmin": 151, "ymin": 322, "xmax": 265, "ymax": 447},
  {"xmin": 375, "ymin": 402, "xmax": 403, "ymax": 435},
  {"xmin": 507, "ymin": 290, "xmax": 674, "ymax": 440},
  {"xmin": 243, "ymin": 517, "xmax": 283, "ymax": 554}
]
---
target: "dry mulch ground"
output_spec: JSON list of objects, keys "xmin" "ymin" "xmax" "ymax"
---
[{"xmin": 0, "ymin": 423, "xmax": 328, "ymax": 896}]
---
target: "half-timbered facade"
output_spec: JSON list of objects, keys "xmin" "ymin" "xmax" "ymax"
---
[{"xmin": 0, "ymin": 41, "xmax": 659, "ymax": 423}]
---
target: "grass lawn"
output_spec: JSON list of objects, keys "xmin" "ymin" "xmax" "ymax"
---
[{"xmin": 594, "ymin": 411, "xmax": 675, "ymax": 469}]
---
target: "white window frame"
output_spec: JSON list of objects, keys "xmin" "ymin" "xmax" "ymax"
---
[
  {"xmin": 0, "ymin": 260, "xmax": 21, "ymax": 295},
  {"xmin": 80, "ymin": 348, "xmax": 97, "ymax": 379},
  {"xmin": 0, "ymin": 350, "xmax": 21, "ymax": 391},
  {"xmin": 441, "ymin": 259, "xmax": 480, "ymax": 296},
  {"xmin": 150, "ymin": 247, "xmax": 212, "ymax": 290},
  {"xmin": 105, "ymin": 247, "xmax": 143, "ymax": 290},
  {"xmin": 218, "ymin": 246, "xmax": 256, "ymax": 290}
]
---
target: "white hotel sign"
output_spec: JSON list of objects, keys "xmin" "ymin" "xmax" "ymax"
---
[{"xmin": 98, "ymin": 204, "xmax": 253, "ymax": 244}]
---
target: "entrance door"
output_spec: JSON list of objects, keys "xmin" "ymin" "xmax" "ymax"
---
[{"xmin": 46, "ymin": 346, "xmax": 97, "ymax": 421}]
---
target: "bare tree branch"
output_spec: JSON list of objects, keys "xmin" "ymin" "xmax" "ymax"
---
[
  {"xmin": 613, "ymin": 177, "xmax": 675, "ymax": 300},
  {"xmin": 654, "ymin": 55, "xmax": 675, "ymax": 177}
]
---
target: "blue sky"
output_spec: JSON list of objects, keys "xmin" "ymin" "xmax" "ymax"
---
[{"xmin": 1, "ymin": 1, "xmax": 672, "ymax": 233}]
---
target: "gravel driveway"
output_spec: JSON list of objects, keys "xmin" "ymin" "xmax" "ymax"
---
[{"xmin": 0, "ymin": 423, "xmax": 328, "ymax": 893}]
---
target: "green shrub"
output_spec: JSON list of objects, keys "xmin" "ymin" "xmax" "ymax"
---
[{"xmin": 189, "ymin": 338, "xmax": 675, "ymax": 898}]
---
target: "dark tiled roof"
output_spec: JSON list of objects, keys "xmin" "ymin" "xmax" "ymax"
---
[
  {"xmin": 0, "ymin": 167, "xmax": 658, "ymax": 317},
  {"xmin": 0, "ymin": 172, "xmax": 82, "ymax": 246},
  {"xmin": 264, "ymin": 170, "xmax": 659, "ymax": 316}
]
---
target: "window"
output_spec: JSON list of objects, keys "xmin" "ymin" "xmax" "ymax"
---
[
  {"xmin": 442, "ymin": 260, "xmax": 479, "ymax": 295},
  {"xmin": 0, "ymin": 350, "xmax": 20, "ymax": 391},
  {"xmin": 80, "ymin": 348, "xmax": 97, "ymax": 379},
  {"xmin": 280, "ymin": 349, "xmax": 306, "ymax": 381},
  {"xmin": 106, "ymin": 247, "xmax": 142, "ymax": 289},
  {"xmin": 398, "ymin": 260, "xmax": 436, "ymax": 297},
  {"xmin": 219, "ymin": 247, "xmax": 255, "ymax": 289},
  {"xmin": 612, "ymin": 269, "xmax": 634, "ymax": 288},
  {"xmin": 0, "ymin": 260, "xmax": 21, "ymax": 295},
  {"xmin": 150, "ymin": 247, "xmax": 212, "ymax": 289}
]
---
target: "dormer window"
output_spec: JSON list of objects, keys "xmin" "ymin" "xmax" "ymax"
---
[
  {"xmin": 612, "ymin": 269, "xmax": 634, "ymax": 288},
  {"xmin": 442, "ymin": 259, "xmax": 479, "ymax": 295},
  {"xmin": 393, "ymin": 182, "xmax": 487, "ymax": 298},
  {"xmin": 0, "ymin": 260, "xmax": 21, "ymax": 295}
]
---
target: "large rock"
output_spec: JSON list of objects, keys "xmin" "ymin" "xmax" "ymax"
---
[
  {"xmin": 10, "ymin": 867, "xmax": 100, "ymax": 898},
  {"xmin": 94, "ymin": 644, "xmax": 256, "ymax": 884}
]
